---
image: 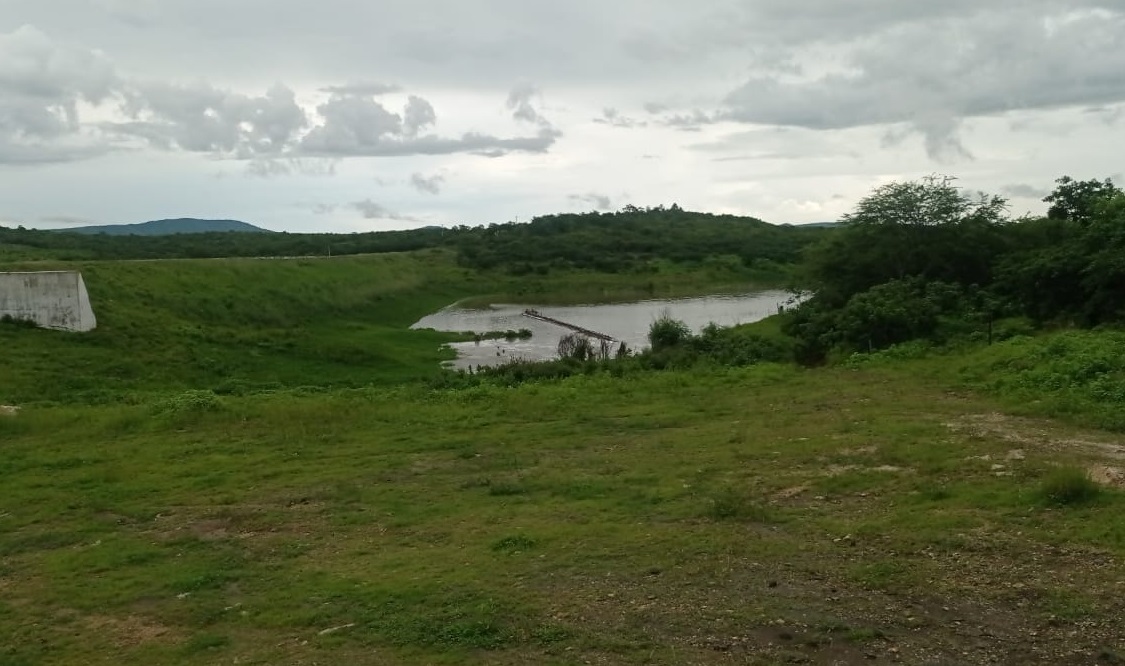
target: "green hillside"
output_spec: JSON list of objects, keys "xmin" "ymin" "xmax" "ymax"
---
[
  {"xmin": 0, "ymin": 251, "xmax": 477, "ymax": 404},
  {"xmin": 63, "ymin": 218, "xmax": 272, "ymax": 236},
  {"xmin": 0, "ymin": 207, "xmax": 827, "ymax": 267},
  {"xmin": 0, "ymin": 248, "xmax": 779, "ymax": 405}
]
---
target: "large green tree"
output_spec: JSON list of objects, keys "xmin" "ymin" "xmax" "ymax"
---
[
  {"xmin": 800, "ymin": 175, "xmax": 1009, "ymax": 307},
  {"xmin": 1044, "ymin": 176, "xmax": 1122, "ymax": 225}
]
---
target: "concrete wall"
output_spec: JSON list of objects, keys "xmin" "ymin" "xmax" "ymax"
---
[{"xmin": 0, "ymin": 271, "xmax": 98, "ymax": 332}]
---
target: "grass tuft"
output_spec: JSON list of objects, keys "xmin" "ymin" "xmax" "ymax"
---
[
  {"xmin": 705, "ymin": 486, "xmax": 778, "ymax": 522},
  {"xmin": 491, "ymin": 535, "xmax": 537, "ymax": 553},
  {"xmin": 1039, "ymin": 467, "xmax": 1103, "ymax": 507}
]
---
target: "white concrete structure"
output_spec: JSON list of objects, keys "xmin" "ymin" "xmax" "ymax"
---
[{"xmin": 0, "ymin": 271, "xmax": 98, "ymax": 332}]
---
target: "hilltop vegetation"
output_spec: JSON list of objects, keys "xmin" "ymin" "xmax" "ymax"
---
[
  {"xmin": 0, "ymin": 206, "xmax": 824, "ymax": 275},
  {"xmin": 64, "ymin": 218, "xmax": 272, "ymax": 236}
]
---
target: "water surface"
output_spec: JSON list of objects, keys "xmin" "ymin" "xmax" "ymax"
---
[{"xmin": 412, "ymin": 291, "xmax": 791, "ymax": 370}]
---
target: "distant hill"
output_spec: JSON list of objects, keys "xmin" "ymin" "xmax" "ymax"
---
[{"xmin": 61, "ymin": 218, "xmax": 272, "ymax": 236}]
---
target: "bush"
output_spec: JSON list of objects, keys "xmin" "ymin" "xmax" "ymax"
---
[
  {"xmin": 648, "ymin": 312, "xmax": 692, "ymax": 351},
  {"xmin": 1038, "ymin": 467, "xmax": 1102, "ymax": 506},
  {"xmin": 967, "ymin": 331, "xmax": 1125, "ymax": 429},
  {"xmin": 154, "ymin": 390, "xmax": 224, "ymax": 416},
  {"xmin": 705, "ymin": 486, "xmax": 778, "ymax": 523}
]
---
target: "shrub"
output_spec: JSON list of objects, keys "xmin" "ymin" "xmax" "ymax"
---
[
  {"xmin": 491, "ymin": 535, "xmax": 537, "ymax": 552},
  {"xmin": 558, "ymin": 333, "xmax": 597, "ymax": 361},
  {"xmin": 648, "ymin": 312, "xmax": 692, "ymax": 351},
  {"xmin": 1039, "ymin": 467, "xmax": 1102, "ymax": 506},
  {"xmin": 705, "ymin": 486, "xmax": 778, "ymax": 522},
  {"xmin": 154, "ymin": 390, "xmax": 224, "ymax": 416}
]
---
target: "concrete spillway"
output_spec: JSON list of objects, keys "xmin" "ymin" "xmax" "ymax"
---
[{"xmin": 0, "ymin": 271, "xmax": 98, "ymax": 332}]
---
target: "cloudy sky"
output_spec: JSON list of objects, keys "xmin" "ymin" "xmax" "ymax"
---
[{"xmin": 2, "ymin": 1, "xmax": 1123, "ymax": 233}]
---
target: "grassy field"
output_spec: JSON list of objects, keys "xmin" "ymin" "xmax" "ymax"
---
[
  {"xmin": 0, "ymin": 250, "xmax": 778, "ymax": 405},
  {"xmin": 2, "ymin": 356, "xmax": 1125, "ymax": 664},
  {"xmin": 3, "ymin": 254, "xmax": 1124, "ymax": 664}
]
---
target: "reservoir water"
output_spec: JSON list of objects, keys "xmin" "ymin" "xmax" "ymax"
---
[{"xmin": 412, "ymin": 291, "xmax": 792, "ymax": 370}]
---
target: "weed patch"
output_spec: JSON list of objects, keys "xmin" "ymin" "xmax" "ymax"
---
[
  {"xmin": 704, "ymin": 486, "xmax": 779, "ymax": 523},
  {"xmin": 491, "ymin": 535, "xmax": 537, "ymax": 553},
  {"xmin": 1039, "ymin": 467, "xmax": 1103, "ymax": 506}
]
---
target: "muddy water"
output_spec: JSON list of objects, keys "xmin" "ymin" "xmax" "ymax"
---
[{"xmin": 411, "ymin": 291, "xmax": 792, "ymax": 370}]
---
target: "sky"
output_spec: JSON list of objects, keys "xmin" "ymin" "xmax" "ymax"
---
[{"xmin": 1, "ymin": 1, "xmax": 1124, "ymax": 233}]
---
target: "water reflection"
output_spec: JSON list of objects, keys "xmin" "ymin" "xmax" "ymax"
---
[{"xmin": 412, "ymin": 291, "xmax": 791, "ymax": 370}]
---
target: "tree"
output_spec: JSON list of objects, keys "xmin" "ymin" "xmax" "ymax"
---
[
  {"xmin": 1043, "ymin": 176, "xmax": 1122, "ymax": 225},
  {"xmin": 801, "ymin": 175, "xmax": 1009, "ymax": 306},
  {"xmin": 1080, "ymin": 194, "xmax": 1125, "ymax": 322}
]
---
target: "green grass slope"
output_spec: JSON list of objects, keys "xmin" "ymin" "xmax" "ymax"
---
[
  {"xmin": 0, "ymin": 250, "xmax": 484, "ymax": 404},
  {"xmin": 2, "ymin": 362, "xmax": 1124, "ymax": 664},
  {"xmin": 0, "ymin": 250, "xmax": 783, "ymax": 404}
]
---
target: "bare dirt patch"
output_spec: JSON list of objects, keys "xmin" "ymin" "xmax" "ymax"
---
[
  {"xmin": 825, "ymin": 464, "xmax": 911, "ymax": 477},
  {"xmin": 774, "ymin": 485, "xmax": 810, "ymax": 500},
  {"xmin": 947, "ymin": 413, "xmax": 1125, "ymax": 459},
  {"xmin": 1087, "ymin": 465, "xmax": 1125, "ymax": 489},
  {"xmin": 85, "ymin": 614, "xmax": 180, "ymax": 648}
]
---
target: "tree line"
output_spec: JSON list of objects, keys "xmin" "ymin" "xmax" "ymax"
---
[
  {"xmin": 783, "ymin": 175, "xmax": 1125, "ymax": 362},
  {"xmin": 0, "ymin": 206, "xmax": 825, "ymax": 274}
]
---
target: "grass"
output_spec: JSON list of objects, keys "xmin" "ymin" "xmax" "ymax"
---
[
  {"xmin": 3, "ymin": 359, "xmax": 1125, "ymax": 664},
  {"xmin": 3, "ymin": 255, "xmax": 1125, "ymax": 663},
  {"xmin": 0, "ymin": 250, "xmax": 780, "ymax": 405},
  {"xmin": 1039, "ymin": 466, "xmax": 1103, "ymax": 506},
  {"xmin": 850, "ymin": 328, "xmax": 1125, "ymax": 431}
]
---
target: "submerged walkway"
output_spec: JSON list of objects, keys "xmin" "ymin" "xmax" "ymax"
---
[{"xmin": 522, "ymin": 309, "xmax": 617, "ymax": 342}]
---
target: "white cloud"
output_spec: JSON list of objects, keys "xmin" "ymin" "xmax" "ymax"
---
[
  {"xmin": 568, "ymin": 192, "xmax": 613, "ymax": 210},
  {"xmin": 713, "ymin": 5, "xmax": 1125, "ymax": 159},
  {"xmin": 349, "ymin": 198, "xmax": 420, "ymax": 222},
  {"xmin": 115, "ymin": 81, "xmax": 307, "ymax": 157},
  {"xmin": 0, "ymin": 25, "xmax": 123, "ymax": 163},
  {"xmin": 410, "ymin": 172, "xmax": 445, "ymax": 195},
  {"xmin": 319, "ymin": 82, "xmax": 401, "ymax": 96}
]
